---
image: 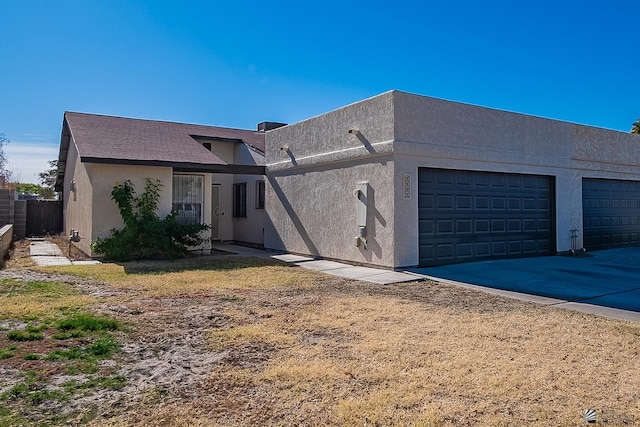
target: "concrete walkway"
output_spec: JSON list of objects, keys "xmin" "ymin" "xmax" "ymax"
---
[
  {"xmin": 210, "ymin": 243, "xmax": 423, "ymax": 285},
  {"xmin": 29, "ymin": 239, "xmax": 100, "ymax": 266}
]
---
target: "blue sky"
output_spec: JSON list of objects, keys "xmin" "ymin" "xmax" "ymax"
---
[{"xmin": 1, "ymin": 0, "xmax": 638, "ymax": 183}]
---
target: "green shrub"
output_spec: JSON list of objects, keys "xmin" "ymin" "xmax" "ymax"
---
[{"xmin": 91, "ymin": 178, "xmax": 209, "ymax": 261}]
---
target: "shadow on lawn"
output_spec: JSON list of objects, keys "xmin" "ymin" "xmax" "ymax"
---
[{"xmin": 120, "ymin": 255, "xmax": 283, "ymax": 275}]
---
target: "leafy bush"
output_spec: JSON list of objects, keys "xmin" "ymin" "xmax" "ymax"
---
[{"xmin": 91, "ymin": 178, "xmax": 209, "ymax": 261}]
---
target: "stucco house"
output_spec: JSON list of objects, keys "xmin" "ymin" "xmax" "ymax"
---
[
  {"xmin": 55, "ymin": 111, "xmax": 279, "ymax": 256},
  {"xmin": 57, "ymin": 91, "xmax": 640, "ymax": 268},
  {"xmin": 264, "ymin": 90, "xmax": 640, "ymax": 268}
]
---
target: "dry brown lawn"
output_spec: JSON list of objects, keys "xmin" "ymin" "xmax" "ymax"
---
[{"xmin": 2, "ymin": 242, "xmax": 640, "ymax": 426}]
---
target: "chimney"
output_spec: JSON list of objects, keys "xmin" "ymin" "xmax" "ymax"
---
[{"xmin": 257, "ymin": 121, "xmax": 287, "ymax": 132}]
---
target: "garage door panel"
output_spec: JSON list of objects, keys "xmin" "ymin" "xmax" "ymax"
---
[
  {"xmin": 475, "ymin": 175, "xmax": 490, "ymax": 186},
  {"xmin": 457, "ymin": 243, "xmax": 473, "ymax": 257},
  {"xmin": 436, "ymin": 220, "xmax": 454, "ymax": 234},
  {"xmin": 507, "ymin": 219, "xmax": 521, "ymax": 232},
  {"xmin": 491, "ymin": 197, "xmax": 506, "ymax": 210},
  {"xmin": 523, "ymin": 219, "xmax": 537, "ymax": 231},
  {"xmin": 474, "ymin": 219, "xmax": 490, "ymax": 232},
  {"xmin": 437, "ymin": 244, "xmax": 455, "ymax": 259},
  {"xmin": 475, "ymin": 196, "xmax": 490, "ymax": 209},
  {"xmin": 537, "ymin": 219, "xmax": 551, "ymax": 231},
  {"xmin": 437, "ymin": 172, "xmax": 455, "ymax": 185},
  {"xmin": 492, "ymin": 242, "xmax": 507, "ymax": 256},
  {"xmin": 491, "ymin": 219, "xmax": 506, "ymax": 232},
  {"xmin": 523, "ymin": 240, "xmax": 538, "ymax": 253},
  {"xmin": 583, "ymin": 178, "xmax": 640, "ymax": 250},
  {"xmin": 456, "ymin": 196, "xmax": 472, "ymax": 209},
  {"xmin": 418, "ymin": 168, "xmax": 554, "ymax": 266},
  {"xmin": 456, "ymin": 220, "xmax": 473, "ymax": 234},
  {"xmin": 508, "ymin": 241, "xmax": 522, "ymax": 254},
  {"xmin": 437, "ymin": 195, "xmax": 454, "ymax": 209},
  {"xmin": 475, "ymin": 242, "xmax": 491, "ymax": 256},
  {"xmin": 508, "ymin": 198, "xmax": 521, "ymax": 210}
]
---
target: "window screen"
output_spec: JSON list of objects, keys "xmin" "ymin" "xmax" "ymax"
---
[{"xmin": 172, "ymin": 174, "xmax": 204, "ymax": 225}]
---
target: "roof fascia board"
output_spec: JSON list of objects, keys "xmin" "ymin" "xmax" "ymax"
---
[{"xmin": 81, "ymin": 157, "xmax": 265, "ymax": 175}]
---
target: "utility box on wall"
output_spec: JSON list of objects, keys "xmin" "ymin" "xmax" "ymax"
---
[{"xmin": 355, "ymin": 182, "xmax": 368, "ymax": 248}]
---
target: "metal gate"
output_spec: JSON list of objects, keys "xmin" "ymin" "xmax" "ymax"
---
[{"xmin": 418, "ymin": 168, "xmax": 554, "ymax": 266}]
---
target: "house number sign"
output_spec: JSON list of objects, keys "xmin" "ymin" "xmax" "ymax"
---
[{"xmin": 403, "ymin": 174, "xmax": 411, "ymax": 200}]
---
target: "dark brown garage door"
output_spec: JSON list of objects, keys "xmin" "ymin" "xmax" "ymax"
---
[
  {"xmin": 418, "ymin": 168, "xmax": 555, "ymax": 266},
  {"xmin": 582, "ymin": 178, "xmax": 640, "ymax": 250}
]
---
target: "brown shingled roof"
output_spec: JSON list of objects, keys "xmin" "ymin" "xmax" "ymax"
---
[
  {"xmin": 65, "ymin": 111, "xmax": 265, "ymax": 164},
  {"xmin": 55, "ymin": 112, "xmax": 266, "ymax": 191}
]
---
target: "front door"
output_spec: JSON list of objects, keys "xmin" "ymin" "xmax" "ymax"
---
[{"xmin": 211, "ymin": 184, "xmax": 221, "ymax": 240}]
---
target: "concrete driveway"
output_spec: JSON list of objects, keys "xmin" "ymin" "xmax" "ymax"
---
[{"xmin": 411, "ymin": 247, "xmax": 640, "ymax": 320}]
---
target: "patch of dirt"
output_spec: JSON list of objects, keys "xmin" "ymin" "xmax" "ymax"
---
[
  {"xmin": 0, "ymin": 268, "xmax": 244, "ymax": 424},
  {"xmin": 47, "ymin": 234, "xmax": 93, "ymax": 261}
]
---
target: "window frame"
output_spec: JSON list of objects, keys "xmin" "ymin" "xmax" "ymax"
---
[
  {"xmin": 233, "ymin": 182, "xmax": 247, "ymax": 218},
  {"xmin": 172, "ymin": 174, "xmax": 204, "ymax": 225},
  {"xmin": 255, "ymin": 180, "xmax": 265, "ymax": 209}
]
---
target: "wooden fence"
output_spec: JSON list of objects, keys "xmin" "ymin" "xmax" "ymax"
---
[
  {"xmin": 25, "ymin": 200, "xmax": 63, "ymax": 237},
  {"xmin": 0, "ymin": 190, "xmax": 63, "ymax": 239}
]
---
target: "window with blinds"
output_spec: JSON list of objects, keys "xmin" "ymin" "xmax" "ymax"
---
[{"xmin": 172, "ymin": 174, "xmax": 204, "ymax": 225}]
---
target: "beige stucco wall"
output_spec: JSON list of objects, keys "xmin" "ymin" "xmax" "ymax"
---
[
  {"xmin": 203, "ymin": 142, "xmax": 266, "ymax": 245},
  {"xmin": 265, "ymin": 92, "xmax": 396, "ymax": 267},
  {"xmin": 230, "ymin": 143, "xmax": 266, "ymax": 245},
  {"xmin": 232, "ymin": 175, "xmax": 266, "ymax": 245},
  {"xmin": 62, "ymin": 140, "xmax": 94, "ymax": 255},
  {"xmin": 211, "ymin": 174, "xmax": 265, "ymax": 245},
  {"xmin": 209, "ymin": 140, "xmax": 235, "ymax": 163},
  {"xmin": 267, "ymin": 160, "xmax": 395, "ymax": 266},
  {"xmin": 83, "ymin": 164, "xmax": 173, "ymax": 256}
]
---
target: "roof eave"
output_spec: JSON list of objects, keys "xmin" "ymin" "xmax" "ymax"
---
[
  {"xmin": 54, "ymin": 115, "xmax": 71, "ymax": 192},
  {"xmin": 80, "ymin": 157, "xmax": 266, "ymax": 175}
]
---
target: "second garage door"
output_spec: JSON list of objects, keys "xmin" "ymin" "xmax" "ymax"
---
[
  {"xmin": 418, "ymin": 168, "xmax": 555, "ymax": 266},
  {"xmin": 583, "ymin": 178, "xmax": 640, "ymax": 250}
]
